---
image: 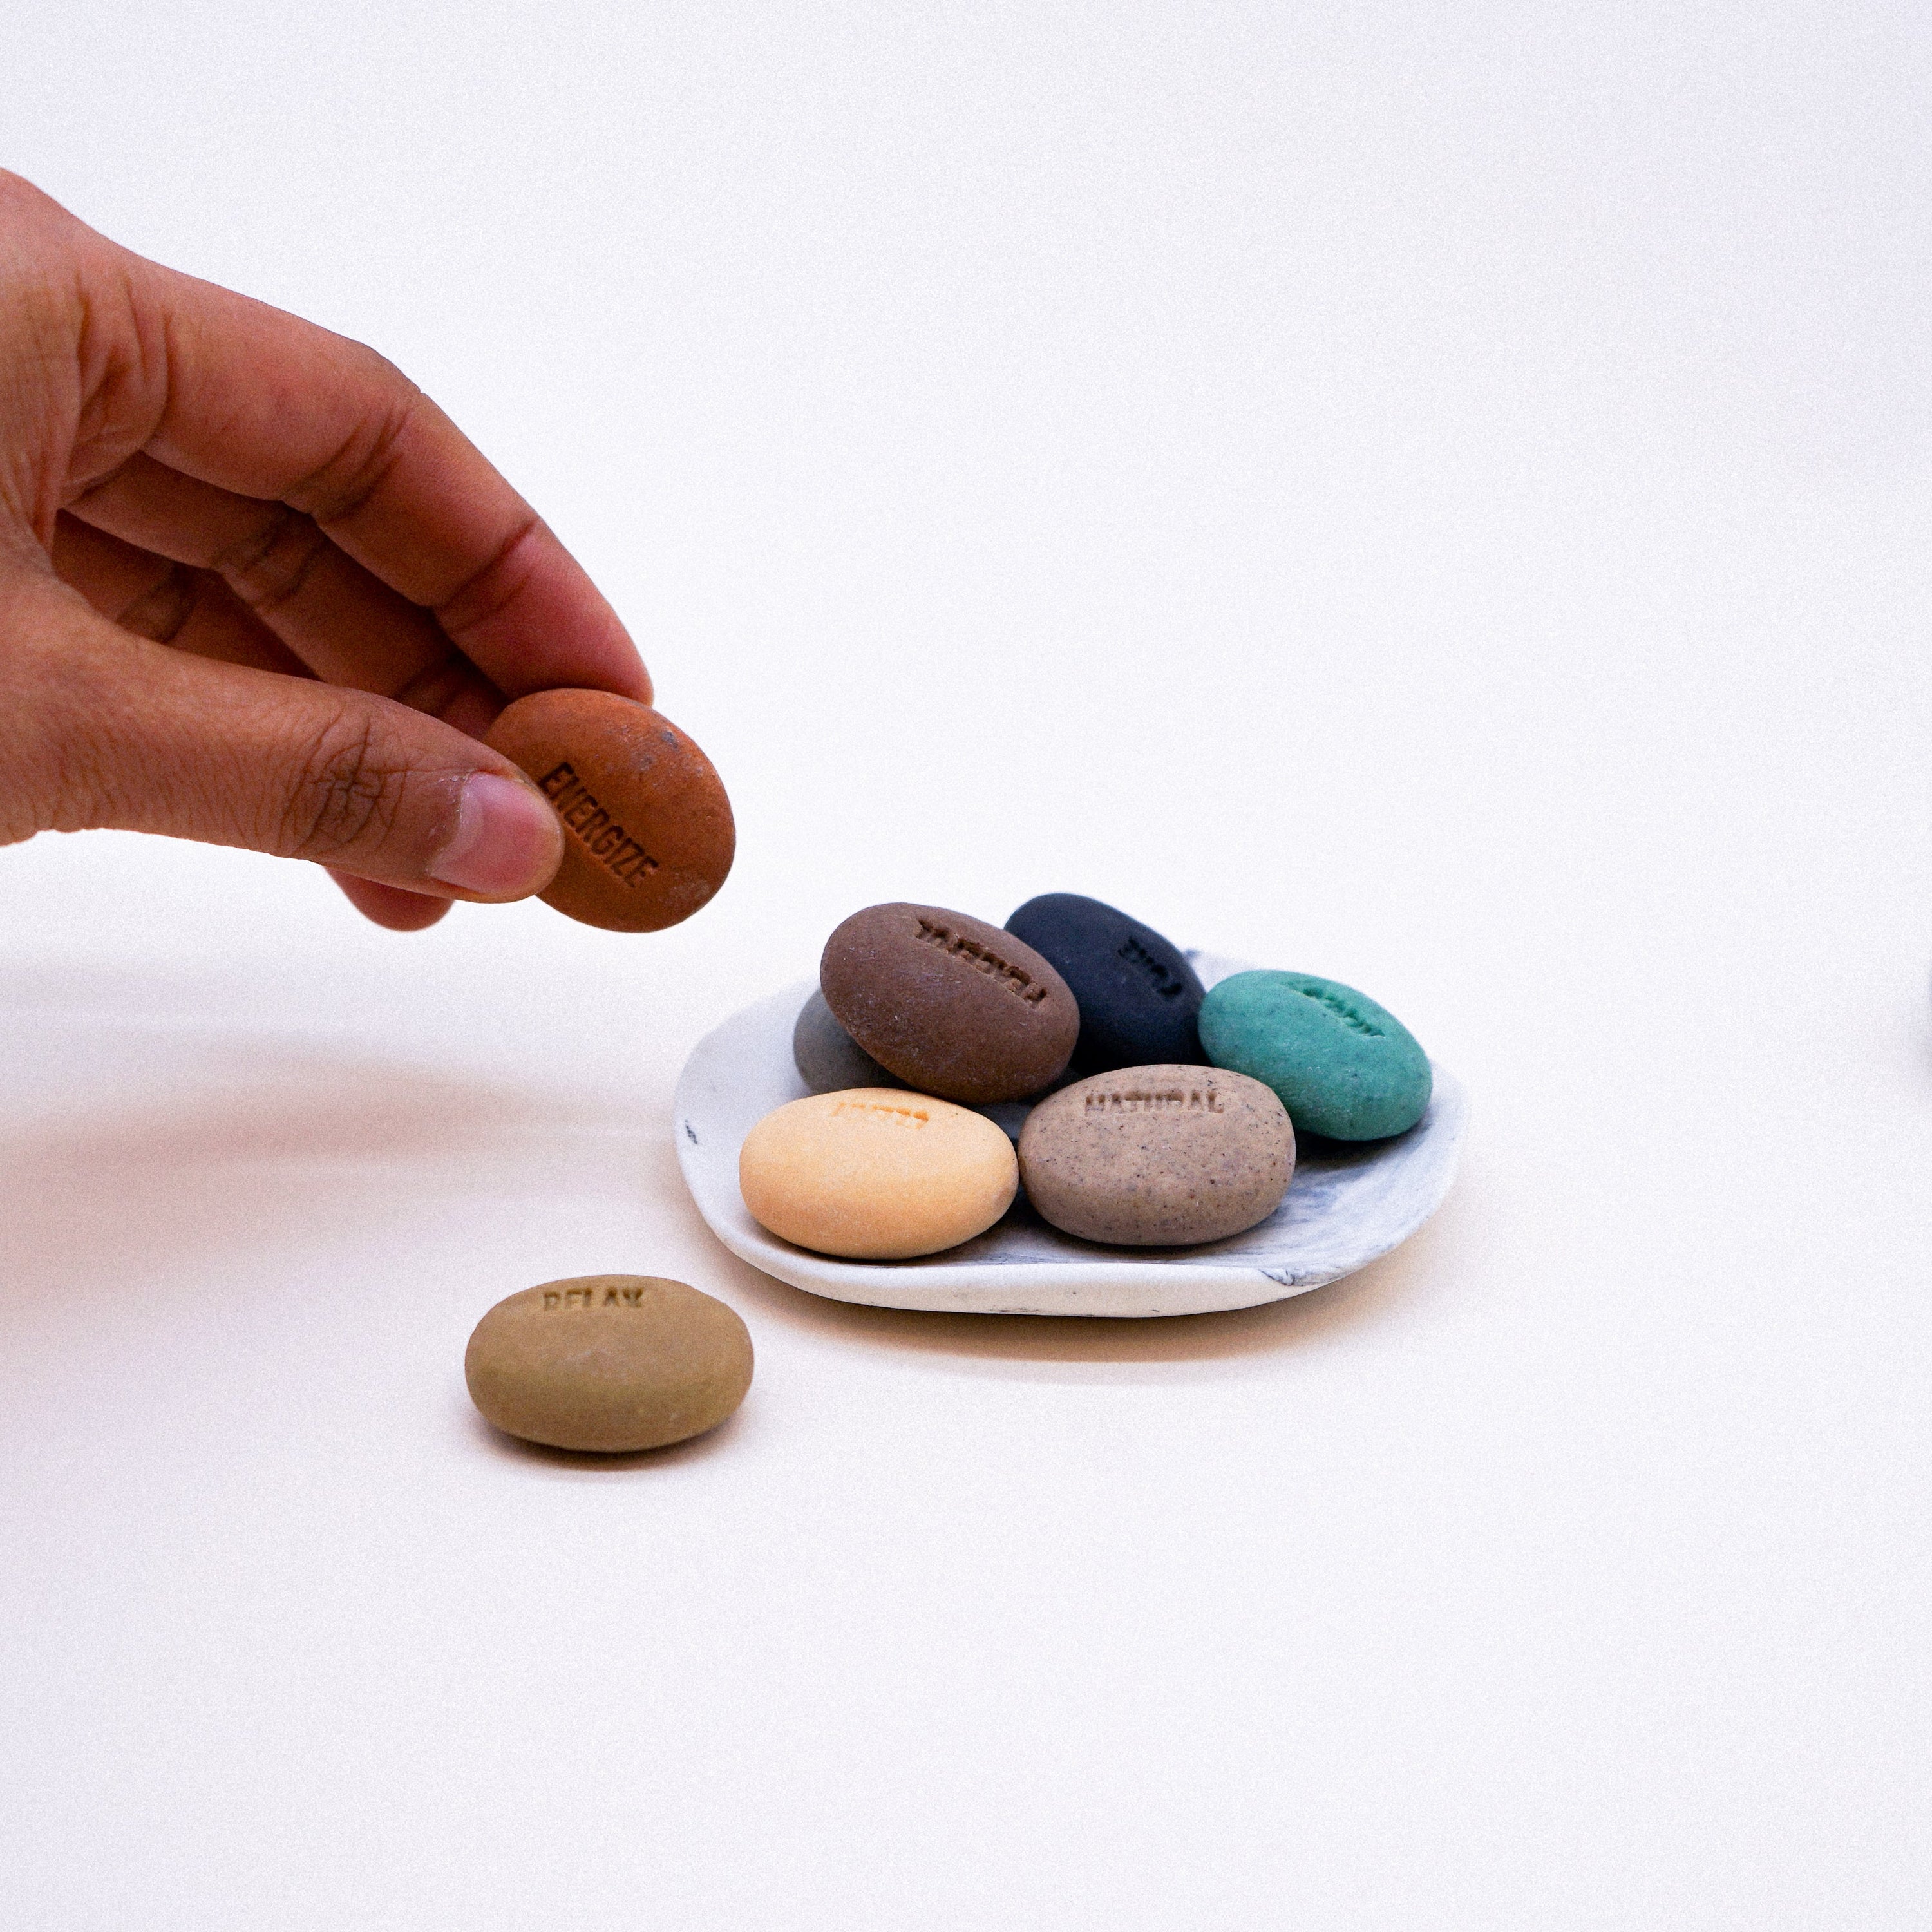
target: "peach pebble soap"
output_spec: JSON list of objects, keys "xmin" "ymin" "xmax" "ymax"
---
[{"xmin": 739, "ymin": 1089, "xmax": 1018, "ymax": 1259}]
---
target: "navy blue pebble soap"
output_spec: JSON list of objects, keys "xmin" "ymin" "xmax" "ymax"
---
[{"xmin": 1004, "ymin": 893, "xmax": 1206, "ymax": 1075}]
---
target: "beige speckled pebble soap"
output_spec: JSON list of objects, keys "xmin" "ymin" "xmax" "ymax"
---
[{"xmin": 1018, "ymin": 1065, "xmax": 1294, "ymax": 1246}]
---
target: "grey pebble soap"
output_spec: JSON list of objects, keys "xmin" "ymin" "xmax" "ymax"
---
[{"xmin": 793, "ymin": 989, "xmax": 907, "ymax": 1094}]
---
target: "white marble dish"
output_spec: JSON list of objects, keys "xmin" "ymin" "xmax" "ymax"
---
[{"xmin": 672, "ymin": 952, "xmax": 1469, "ymax": 1318}]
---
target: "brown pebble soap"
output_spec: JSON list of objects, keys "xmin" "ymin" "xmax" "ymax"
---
[
  {"xmin": 484, "ymin": 688, "xmax": 734, "ymax": 932},
  {"xmin": 820, "ymin": 903, "xmax": 1079, "ymax": 1104},
  {"xmin": 1018, "ymin": 1065, "xmax": 1295, "ymax": 1247},
  {"xmin": 465, "ymin": 1275, "xmax": 752, "ymax": 1452}
]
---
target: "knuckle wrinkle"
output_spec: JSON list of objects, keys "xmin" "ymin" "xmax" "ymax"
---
[
  {"xmin": 283, "ymin": 715, "xmax": 408, "ymax": 860},
  {"xmin": 289, "ymin": 388, "xmax": 419, "ymax": 531},
  {"xmin": 437, "ymin": 514, "xmax": 542, "ymax": 638}
]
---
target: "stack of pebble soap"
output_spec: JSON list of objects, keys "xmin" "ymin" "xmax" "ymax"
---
[{"xmin": 737, "ymin": 895, "xmax": 1433, "ymax": 1261}]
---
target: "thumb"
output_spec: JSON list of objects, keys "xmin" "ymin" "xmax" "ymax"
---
[{"xmin": 0, "ymin": 562, "xmax": 564, "ymax": 900}]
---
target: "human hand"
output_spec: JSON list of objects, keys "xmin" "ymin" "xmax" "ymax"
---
[{"xmin": 0, "ymin": 171, "xmax": 650, "ymax": 931}]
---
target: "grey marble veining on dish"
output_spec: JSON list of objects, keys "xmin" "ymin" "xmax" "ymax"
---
[{"xmin": 673, "ymin": 961, "xmax": 1468, "ymax": 1318}]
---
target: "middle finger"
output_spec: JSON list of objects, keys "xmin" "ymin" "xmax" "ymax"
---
[{"xmin": 67, "ymin": 451, "xmax": 504, "ymax": 737}]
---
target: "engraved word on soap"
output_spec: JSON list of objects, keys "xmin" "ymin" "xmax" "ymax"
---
[
  {"xmin": 1084, "ymin": 1085, "xmax": 1224, "ymax": 1116},
  {"xmin": 831, "ymin": 1100, "xmax": 931, "ymax": 1129},
  {"xmin": 1296, "ymin": 983, "xmax": 1383, "ymax": 1036},
  {"xmin": 1117, "ymin": 935, "xmax": 1188, "ymax": 1000},
  {"xmin": 914, "ymin": 918, "xmax": 1049, "ymax": 1004},
  {"xmin": 540, "ymin": 763, "xmax": 661, "ymax": 887},
  {"xmin": 544, "ymin": 1283, "xmax": 650, "ymax": 1311}
]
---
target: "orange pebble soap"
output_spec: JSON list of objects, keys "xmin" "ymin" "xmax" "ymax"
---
[{"xmin": 484, "ymin": 688, "xmax": 734, "ymax": 932}]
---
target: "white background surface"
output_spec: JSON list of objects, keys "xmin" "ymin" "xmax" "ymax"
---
[{"xmin": 3, "ymin": 4, "xmax": 1929, "ymax": 1925}]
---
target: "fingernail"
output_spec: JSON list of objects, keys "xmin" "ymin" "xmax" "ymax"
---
[{"xmin": 428, "ymin": 772, "xmax": 563, "ymax": 896}]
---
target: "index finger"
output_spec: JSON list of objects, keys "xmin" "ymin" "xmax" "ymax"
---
[{"xmin": 114, "ymin": 248, "xmax": 650, "ymax": 705}]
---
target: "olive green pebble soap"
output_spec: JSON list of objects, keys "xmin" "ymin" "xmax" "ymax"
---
[
  {"xmin": 465, "ymin": 1276, "xmax": 752, "ymax": 1453},
  {"xmin": 1198, "ymin": 971, "xmax": 1432, "ymax": 1141}
]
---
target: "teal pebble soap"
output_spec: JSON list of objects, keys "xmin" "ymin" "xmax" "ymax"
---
[{"xmin": 1198, "ymin": 971, "xmax": 1432, "ymax": 1141}]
